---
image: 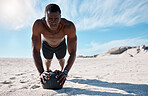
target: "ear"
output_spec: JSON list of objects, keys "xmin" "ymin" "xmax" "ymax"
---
[
  {"xmin": 44, "ymin": 10, "xmax": 46, "ymax": 17},
  {"xmin": 45, "ymin": 12, "xmax": 46, "ymax": 18},
  {"xmin": 59, "ymin": 14, "xmax": 61, "ymax": 20}
]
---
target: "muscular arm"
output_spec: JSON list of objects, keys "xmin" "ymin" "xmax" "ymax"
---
[
  {"xmin": 32, "ymin": 20, "xmax": 44, "ymax": 75},
  {"xmin": 64, "ymin": 22, "xmax": 77, "ymax": 72}
]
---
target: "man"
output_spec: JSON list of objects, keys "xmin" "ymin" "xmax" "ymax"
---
[{"xmin": 31, "ymin": 4, "xmax": 77, "ymax": 86}]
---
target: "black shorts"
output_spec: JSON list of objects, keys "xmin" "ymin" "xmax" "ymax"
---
[{"xmin": 42, "ymin": 38, "xmax": 67, "ymax": 59}]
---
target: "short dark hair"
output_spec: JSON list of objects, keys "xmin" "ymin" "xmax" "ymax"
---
[{"xmin": 45, "ymin": 4, "xmax": 61, "ymax": 14}]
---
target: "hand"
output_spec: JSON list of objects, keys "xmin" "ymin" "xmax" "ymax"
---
[
  {"xmin": 47, "ymin": 69, "xmax": 52, "ymax": 72},
  {"xmin": 55, "ymin": 72, "xmax": 67, "ymax": 86},
  {"xmin": 40, "ymin": 71, "xmax": 52, "ymax": 85}
]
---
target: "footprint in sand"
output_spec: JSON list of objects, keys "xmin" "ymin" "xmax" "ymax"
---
[
  {"xmin": 1, "ymin": 80, "xmax": 12, "ymax": 84},
  {"xmin": 30, "ymin": 85, "xmax": 40, "ymax": 89},
  {"xmin": 15, "ymin": 73, "xmax": 26, "ymax": 76},
  {"xmin": 8, "ymin": 85, "xmax": 14, "ymax": 88},
  {"xmin": 20, "ymin": 80, "xmax": 29, "ymax": 83},
  {"xmin": 22, "ymin": 76, "xmax": 27, "ymax": 78},
  {"xmin": 31, "ymin": 74, "xmax": 34, "ymax": 76},
  {"xmin": 21, "ymin": 87, "xmax": 28, "ymax": 89},
  {"xmin": 9, "ymin": 77, "xmax": 16, "ymax": 80},
  {"xmin": 20, "ymin": 86, "xmax": 29, "ymax": 89}
]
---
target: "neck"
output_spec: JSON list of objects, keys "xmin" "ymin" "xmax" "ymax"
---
[
  {"xmin": 49, "ymin": 24, "xmax": 60, "ymax": 32},
  {"xmin": 49, "ymin": 24, "xmax": 62, "ymax": 35}
]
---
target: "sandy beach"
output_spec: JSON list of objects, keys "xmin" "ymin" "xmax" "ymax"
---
[{"xmin": 1, "ymin": 46, "xmax": 148, "ymax": 96}]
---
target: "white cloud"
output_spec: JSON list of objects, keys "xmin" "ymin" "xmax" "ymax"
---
[
  {"xmin": 46, "ymin": 0, "xmax": 148, "ymax": 30},
  {"xmin": 78, "ymin": 37, "xmax": 148, "ymax": 56},
  {"xmin": 1, "ymin": 0, "xmax": 147, "ymax": 30},
  {"xmin": 0, "ymin": 0, "xmax": 42, "ymax": 30},
  {"xmin": 78, "ymin": 0, "xmax": 148, "ymax": 30}
]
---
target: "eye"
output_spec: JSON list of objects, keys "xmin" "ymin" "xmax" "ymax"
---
[
  {"xmin": 48, "ymin": 18, "xmax": 52, "ymax": 20},
  {"xmin": 55, "ymin": 18, "xmax": 59, "ymax": 20}
]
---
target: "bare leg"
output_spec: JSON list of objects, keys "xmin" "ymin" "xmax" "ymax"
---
[
  {"xmin": 58, "ymin": 58, "xmax": 65, "ymax": 71},
  {"xmin": 45, "ymin": 59, "xmax": 52, "ymax": 71}
]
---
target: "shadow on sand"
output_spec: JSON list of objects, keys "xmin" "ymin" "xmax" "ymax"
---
[{"xmin": 55, "ymin": 78, "xmax": 148, "ymax": 96}]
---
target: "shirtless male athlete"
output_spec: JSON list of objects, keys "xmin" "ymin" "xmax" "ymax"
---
[{"xmin": 32, "ymin": 4, "xmax": 77, "ymax": 85}]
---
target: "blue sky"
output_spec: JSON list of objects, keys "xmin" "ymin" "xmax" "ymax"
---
[{"xmin": 0, "ymin": 0, "xmax": 148, "ymax": 57}]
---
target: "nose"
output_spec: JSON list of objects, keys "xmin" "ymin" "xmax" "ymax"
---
[
  {"xmin": 51, "ymin": 20, "xmax": 55, "ymax": 23},
  {"xmin": 51, "ymin": 19, "xmax": 57, "ymax": 23}
]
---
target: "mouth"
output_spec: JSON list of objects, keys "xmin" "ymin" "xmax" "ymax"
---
[
  {"xmin": 49, "ymin": 26, "xmax": 57, "ymax": 30},
  {"xmin": 51, "ymin": 25, "xmax": 57, "ymax": 27},
  {"xmin": 50, "ymin": 24, "xmax": 58, "ymax": 28},
  {"xmin": 46, "ymin": 22, "xmax": 59, "ymax": 30}
]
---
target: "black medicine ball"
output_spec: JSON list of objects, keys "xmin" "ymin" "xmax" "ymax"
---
[{"xmin": 42, "ymin": 71, "xmax": 65, "ymax": 90}]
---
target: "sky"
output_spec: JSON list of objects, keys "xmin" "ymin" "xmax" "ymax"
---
[{"xmin": 0, "ymin": 0, "xmax": 148, "ymax": 58}]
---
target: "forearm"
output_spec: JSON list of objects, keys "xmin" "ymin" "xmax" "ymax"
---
[
  {"xmin": 33, "ymin": 48, "xmax": 44, "ymax": 74},
  {"xmin": 64, "ymin": 52, "xmax": 76, "ymax": 72}
]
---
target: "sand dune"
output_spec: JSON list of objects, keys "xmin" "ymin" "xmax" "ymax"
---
[
  {"xmin": 95, "ymin": 45, "xmax": 148, "ymax": 58},
  {"xmin": 1, "ymin": 45, "xmax": 148, "ymax": 96}
]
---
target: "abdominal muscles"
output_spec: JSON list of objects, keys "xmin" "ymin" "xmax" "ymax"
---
[{"xmin": 43, "ymin": 37, "xmax": 65, "ymax": 47}]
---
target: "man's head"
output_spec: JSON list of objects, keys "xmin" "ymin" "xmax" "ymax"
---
[{"xmin": 45, "ymin": 4, "xmax": 61, "ymax": 31}]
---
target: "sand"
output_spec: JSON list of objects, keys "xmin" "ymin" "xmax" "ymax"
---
[{"xmin": 0, "ymin": 55, "xmax": 148, "ymax": 96}]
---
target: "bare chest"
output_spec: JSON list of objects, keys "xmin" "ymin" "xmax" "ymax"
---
[{"xmin": 41, "ymin": 29, "xmax": 66, "ymax": 47}]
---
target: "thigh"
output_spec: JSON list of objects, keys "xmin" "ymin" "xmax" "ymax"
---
[
  {"xmin": 55, "ymin": 43, "xmax": 67, "ymax": 59},
  {"xmin": 42, "ymin": 41, "xmax": 54, "ymax": 59}
]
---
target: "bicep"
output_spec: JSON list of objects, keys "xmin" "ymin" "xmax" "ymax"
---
[
  {"xmin": 67, "ymin": 27, "xmax": 77, "ymax": 54},
  {"xmin": 32, "ymin": 35, "xmax": 41, "ymax": 52},
  {"xmin": 67, "ymin": 36, "xmax": 77, "ymax": 54},
  {"xmin": 67, "ymin": 22, "xmax": 77, "ymax": 54},
  {"xmin": 31, "ymin": 20, "xmax": 42, "ymax": 52}
]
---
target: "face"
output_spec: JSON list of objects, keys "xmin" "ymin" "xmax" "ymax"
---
[{"xmin": 45, "ymin": 11, "xmax": 61, "ymax": 31}]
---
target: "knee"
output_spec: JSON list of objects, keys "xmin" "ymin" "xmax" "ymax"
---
[
  {"xmin": 58, "ymin": 58, "xmax": 65, "ymax": 63},
  {"xmin": 45, "ymin": 59, "xmax": 52, "ymax": 63}
]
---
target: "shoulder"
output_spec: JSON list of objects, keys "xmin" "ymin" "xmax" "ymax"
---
[
  {"xmin": 33, "ymin": 18, "xmax": 43, "ymax": 29},
  {"xmin": 61, "ymin": 18, "xmax": 75, "ymax": 28},
  {"xmin": 32, "ymin": 18, "xmax": 45, "ymax": 33},
  {"xmin": 61, "ymin": 18, "xmax": 76, "ymax": 35},
  {"xmin": 32, "ymin": 18, "xmax": 44, "ymax": 35}
]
